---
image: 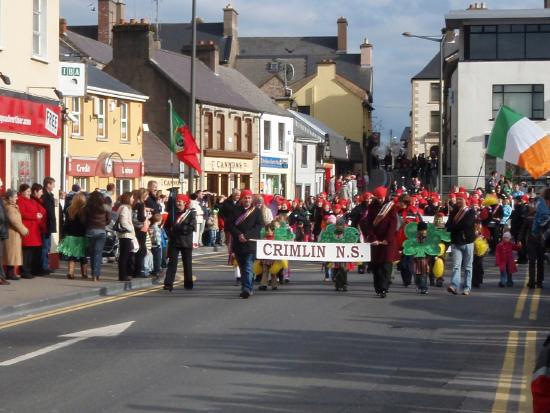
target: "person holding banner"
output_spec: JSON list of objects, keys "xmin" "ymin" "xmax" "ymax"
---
[
  {"xmin": 228, "ymin": 189, "xmax": 264, "ymax": 299},
  {"xmin": 363, "ymin": 186, "xmax": 399, "ymax": 298},
  {"xmin": 163, "ymin": 194, "xmax": 196, "ymax": 292}
]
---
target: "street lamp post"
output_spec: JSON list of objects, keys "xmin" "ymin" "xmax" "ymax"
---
[
  {"xmin": 402, "ymin": 30, "xmax": 446, "ymax": 196},
  {"xmin": 188, "ymin": 0, "xmax": 197, "ymax": 194}
]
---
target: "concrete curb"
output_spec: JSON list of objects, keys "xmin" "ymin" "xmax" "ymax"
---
[
  {"xmin": 0, "ymin": 277, "xmax": 156, "ymax": 318},
  {"xmin": 0, "ymin": 248, "xmax": 225, "ymax": 320}
]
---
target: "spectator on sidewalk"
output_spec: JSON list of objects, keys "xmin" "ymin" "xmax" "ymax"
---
[
  {"xmin": 527, "ymin": 187, "xmax": 550, "ymax": 289},
  {"xmin": 18, "ymin": 184, "xmax": 45, "ymax": 279},
  {"xmin": 148, "ymin": 213, "xmax": 163, "ymax": 279},
  {"xmin": 145, "ymin": 180, "xmax": 161, "ymax": 215},
  {"xmin": 84, "ymin": 191, "xmax": 110, "ymax": 282},
  {"xmin": 132, "ymin": 188, "xmax": 148, "ymax": 278},
  {"xmin": 58, "ymin": 193, "xmax": 88, "ymax": 280},
  {"xmin": 0, "ymin": 179, "xmax": 9, "ymax": 285},
  {"xmin": 40, "ymin": 177, "xmax": 56, "ymax": 275},
  {"xmin": 104, "ymin": 183, "xmax": 115, "ymax": 206},
  {"xmin": 117, "ymin": 192, "xmax": 137, "ymax": 282},
  {"xmin": 3, "ymin": 189, "xmax": 28, "ymax": 281}
]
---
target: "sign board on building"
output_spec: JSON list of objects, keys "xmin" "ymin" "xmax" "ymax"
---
[
  {"xmin": 58, "ymin": 63, "xmax": 86, "ymax": 97},
  {"xmin": 256, "ymin": 240, "xmax": 371, "ymax": 263},
  {"xmin": 204, "ymin": 157, "xmax": 253, "ymax": 173},
  {"xmin": 66, "ymin": 158, "xmax": 143, "ymax": 178},
  {"xmin": 261, "ymin": 156, "xmax": 288, "ymax": 169},
  {"xmin": 0, "ymin": 95, "xmax": 61, "ymax": 138}
]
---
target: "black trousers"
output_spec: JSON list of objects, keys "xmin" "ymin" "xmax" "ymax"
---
[
  {"xmin": 372, "ymin": 262, "xmax": 392, "ymax": 293},
  {"xmin": 22, "ymin": 246, "xmax": 41, "ymax": 276},
  {"xmin": 118, "ymin": 238, "xmax": 134, "ymax": 281},
  {"xmin": 164, "ymin": 244, "xmax": 193, "ymax": 288},
  {"xmin": 400, "ymin": 255, "xmax": 413, "ymax": 286},
  {"xmin": 527, "ymin": 236, "xmax": 545, "ymax": 286},
  {"xmin": 472, "ymin": 255, "xmax": 484, "ymax": 287},
  {"xmin": 133, "ymin": 231, "xmax": 147, "ymax": 277}
]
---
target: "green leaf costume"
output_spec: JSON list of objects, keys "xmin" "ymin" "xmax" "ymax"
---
[
  {"xmin": 402, "ymin": 222, "xmax": 450, "ymax": 258},
  {"xmin": 319, "ymin": 224, "xmax": 360, "ymax": 243}
]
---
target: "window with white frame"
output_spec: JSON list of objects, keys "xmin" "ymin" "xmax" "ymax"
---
[
  {"xmin": 263, "ymin": 120, "xmax": 271, "ymax": 151},
  {"xmin": 278, "ymin": 123, "xmax": 285, "ymax": 152},
  {"xmin": 32, "ymin": 0, "xmax": 47, "ymax": 58},
  {"xmin": 73, "ymin": 177, "xmax": 89, "ymax": 192},
  {"xmin": 96, "ymin": 98, "xmax": 106, "ymax": 139},
  {"xmin": 71, "ymin": 97, "xmax": 81, "ymax": 136},
  {"xmin": 120, "ymin": 102, "xmax": 128, "ymax": 141}
]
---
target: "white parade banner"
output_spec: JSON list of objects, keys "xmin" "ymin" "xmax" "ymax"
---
[{"xmin": 256, "ymin": 240, "xmax": 371, "ymax": 263}]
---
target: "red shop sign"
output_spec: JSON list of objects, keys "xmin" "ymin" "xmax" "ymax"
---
[
  {"xmin": 113, "ymin": 161, "xmax": 142, "ymax": 178},
  {"xmin": 67, "ymin": 158, "xmax": 143, "ymax": 178},
  {"xmin": 0, "ymin": 94, "xmax": 61, "ymax": 138}
]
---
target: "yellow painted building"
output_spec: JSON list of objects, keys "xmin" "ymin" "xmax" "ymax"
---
[
  {"xmin": 63, "ymin": 64, "xmax": 148, "ymax": 195},
  {"xmin": 291, "ymin": 60, "xmax": 372, "ymax": 146}
]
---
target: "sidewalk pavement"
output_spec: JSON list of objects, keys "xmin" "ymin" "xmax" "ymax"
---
[{"xmin": 0, "ymin": 246, "xmax": 223, "ymax": 320}]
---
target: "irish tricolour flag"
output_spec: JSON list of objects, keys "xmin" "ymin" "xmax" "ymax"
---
[{"xmin": 487, "ymin": 106, "xmax": 550, "ymax": 179}]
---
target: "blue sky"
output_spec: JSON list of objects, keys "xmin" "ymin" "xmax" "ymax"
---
[{"xmin": 61, "ymin": 0, "xmax": 544, "ymax": 140}]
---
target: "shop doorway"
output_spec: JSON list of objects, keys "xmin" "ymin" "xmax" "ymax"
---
[{"xmin": 117, "ymin": 179, "xmax": 133, "ymax": 196}]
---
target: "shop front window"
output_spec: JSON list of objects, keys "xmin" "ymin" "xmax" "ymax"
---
[
  {"xmin": 11, "ymin": 143, "xmax": 46, "ymax": 190},
  {"xmin": 117, "ymin": 178, "xmax": 133, "ymax": 196},
  {"xmin": 73, "ymin": 177, "xmax": 89, "ymax": 192}
]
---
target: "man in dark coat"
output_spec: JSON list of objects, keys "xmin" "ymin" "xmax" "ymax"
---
[
  {"xmin": 220, "ymin": 188, "xmax": 241, "ymax": 248},
  {"xmin": 41, "ymin": 177, "xmax": 57, "ymax": 274},
  {"xmin": 163, "ymin": 194, "xmax": 197, "ymax": 291},
  {"xmin": 363, "ymin": 186, "xmax": 399, "ymax": 298},
  {"xmin": 510, "ymin": 195, "xmax": 529, "ymax": 264},
  {"xmin": 445, "ymin": 193, "xmax": 476, "ymax": 295},
  {"xmin": 227, "ymin": 189, "xmax": 263, "ymax": 299},
  {"xmin": 145, "ymin": 180, "xmax": 162, "ymax": 215}
]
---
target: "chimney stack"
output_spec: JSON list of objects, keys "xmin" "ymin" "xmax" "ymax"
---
[
  {"xmin": 196, "ymin": 41, "xmax": 220, "ymax": 74},
  {"xmin": 223, "ymin": 4, "xmax": 238, "ymax": 37},
  {"xmin": 337, "ymin": 17, "xmax": 348, "ymax": 54},
  {"xmin": 59, "ymin": 18, "xmax": 67, "ymax": 37},
  {"xmin": 112, "ymin": 21, "xmax": 155, "ymax": 61},
  {"xmin": 360, "ymin": 38, "xmax": 373, "ymax": 67},
  {"xmin": 98, "ymin": 0, "xmax": 125, "ymax": 45}
]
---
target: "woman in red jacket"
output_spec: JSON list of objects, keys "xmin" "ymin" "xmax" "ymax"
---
[{"xmin": 17, "ymin": 183, "xmax": 45, "ymax": 278}]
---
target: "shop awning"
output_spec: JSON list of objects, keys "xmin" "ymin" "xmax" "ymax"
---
[{"xmin": 290, "ymin": 110, "xmax": 325, "ymax": 143}]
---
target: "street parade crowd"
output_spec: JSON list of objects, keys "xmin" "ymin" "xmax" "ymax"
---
[{"xmin": 0, "ymin": 173, "xmax": 549, "ymax": 302}]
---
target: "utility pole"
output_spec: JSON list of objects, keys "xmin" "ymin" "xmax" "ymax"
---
[{"xmin": 187, "ymin": 0, "xmax": 197, "ymax": 194}]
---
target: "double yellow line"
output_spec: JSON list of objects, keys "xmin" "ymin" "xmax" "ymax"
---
[
  {"xmin": 514, "ymin": 277, "xmax": 541, "ymax": 321},
  {"xmin": 491, "ymin": 330, "xmax": 537, "ymax": 413}
]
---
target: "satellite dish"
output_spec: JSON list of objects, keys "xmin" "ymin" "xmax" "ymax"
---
[{"xmin": 284, "ymin": 63, "xmax": 295, "ymax": 83}]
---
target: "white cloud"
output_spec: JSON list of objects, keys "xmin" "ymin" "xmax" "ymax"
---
[{"xmin": 61, "ymin": 0, "xmax": 545, "ymax": 138}]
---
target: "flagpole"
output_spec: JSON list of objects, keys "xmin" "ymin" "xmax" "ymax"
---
[
  {"xmin": 188, "ymin": 0, "xmax": 197, "ymax": 195},
  {"xmin": 168, "ymin": 99, "xmax": 175, "ymax": 190}
]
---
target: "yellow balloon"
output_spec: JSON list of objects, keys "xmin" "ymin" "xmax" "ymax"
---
[
  {"xmin": 439, "ymin": 243, "xmax": 447, "ymax": 257},
  {"xmin": 433, "ymin": 257, "xmax": 444, "ymax": 279}
]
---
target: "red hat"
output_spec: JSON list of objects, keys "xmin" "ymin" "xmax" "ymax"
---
[
  {"xmin": 459, "ymin": 186, "xmax": 466, "ymax": 193},
  {"xmin": 362, "ymin": 192, "xmax": 373, "ymax": 201},
  {"xmin": 241, "ymin": 189, "xmax": 253, "ymax": 198},
  {"xmin": 373, "ymin": 186, "xmax": 388, "ymax": 200},
  {"xmin": 339, "ymin": 199, "xmax": 349, "ymax": 206},
  {"xmin": 396, "ymin": 188, "xmax": 404, "ymax": 196},
  {"xmin": 176, "ymin": 194, "xmax": 189, "ymax": 203},
  {"xmin": 333, "ymin": 204, "xmax": 342, "ymax": 213},
  {"xmin": 455, "ymin": 192, "xmax": 467, "ymax": 200},
  {"xmin": 319, "ymin": 192, "xmax": 327, "ymax": 199},
  {"xmin": 521, "ymin": 195, "xmax": 530, "ymax": 202}
]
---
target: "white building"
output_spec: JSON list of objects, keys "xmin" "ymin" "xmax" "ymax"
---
[
  {"xmin": 291, "ymin": 111, "xmax": 329, "ymax": 199},
  {"xmin": 445, "ymin": 4, "xmax": 550, "ymax": 189},
  {"xmin": 260, "ymin": 113, "xmax": 295, "ymax": 198},
  {"xmin": 410, "ymin": 53, "xmax": 441, "ymax": 158}
]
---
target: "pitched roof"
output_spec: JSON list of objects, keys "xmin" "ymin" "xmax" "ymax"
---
[
  {"xmin": 239, "ymin": 37, "xmax": 338, "ymax": 56},
  {"xmin": 412, "ymin": 52, "xmax": 440, "ymax": 81},
  {"xmin": 143, "ymin": 131, "xmax": 173, "ymax": 175},
  {"xmin": 150, "ymin": 49, "xmax": 257, "ymax": 112},
  {"xmin": 63, "ymin": 30, "xmax": 113, "ymax": 65},
  {"xmin": 86, "ymin": 64, "xmax": 147, "ymax": 99},
  {"xmin": 217, "ymin": 66, "xmax": 290, "ymax": 117}
]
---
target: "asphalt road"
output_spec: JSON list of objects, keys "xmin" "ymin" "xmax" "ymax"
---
[{"xmin": 0, "ymin": 253, "xmax": 547, "ymax": 413}]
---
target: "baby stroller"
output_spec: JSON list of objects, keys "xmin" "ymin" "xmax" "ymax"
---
[{"xmin": 102, "ymin": 222, "xmax": 119, "ymax": 264}]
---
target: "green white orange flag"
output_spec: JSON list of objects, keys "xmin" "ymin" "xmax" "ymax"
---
[
  {"xmin": 170, "ymin": 109, "xmax": 202, "ymax": 174},
  {"xmin": 487, "ymin": 105, "xmax": 550, "ymax": 179}
]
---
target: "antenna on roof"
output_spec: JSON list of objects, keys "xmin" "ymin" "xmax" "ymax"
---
[{"xmin": 152, "ymin": 0, "xmax": 160, "ymax": 40}]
